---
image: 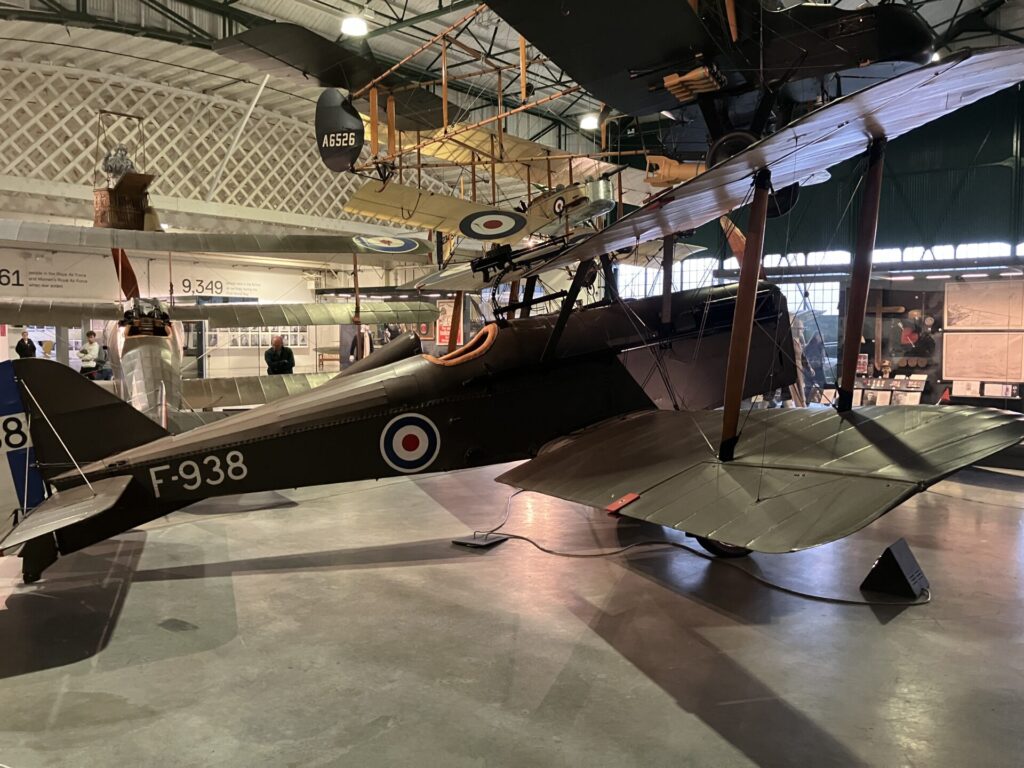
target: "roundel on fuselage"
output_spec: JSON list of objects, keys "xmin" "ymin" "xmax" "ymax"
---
[{"xmin": 379, "ymin": 413, "xmax": 441, "ymax": 473}]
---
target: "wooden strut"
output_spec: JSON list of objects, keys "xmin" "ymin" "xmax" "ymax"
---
[
  {"xmin": 520, "ymin": 274, "xmax": 539, "ymax": 318},
  {"xmin": 357, "ymin": 86, "xmax": 583, "ymax": 170},
  {"xmin": 441, "ymin": 37, "xmax": 449, "ymax": 132},
  {"xmin": 353, "ymin": 5, "xmax": 485, "ymax": 100},
  {"xmin": 490, "ymin": 134, "xmax": 497, "ymax": 204},
  {"xmin": 369, "ymin": 87, "xmax": 379, "ymax": 156},
  {"xmin": 447, "ymin": 290, "xmax": 464, "ymax": 354},
  {"xmin": 837, "ymin": 138, "xmax": 887, "ymax": 412},
  {"xmin": 519, "ymin": 36, "xmax": 528, "ymax": 102},
  {"xmin": 542, "ymin": 258, "xmax": 594, "ymax": 362},
  {"xmin": 352, "ymin": 253, "xmax": 361, "ymax": 324},
  {"xmin": 719, "ymin": 168, "xmax": 772, "ymax": 462},
  {"xmin": 386, "ymin": 96, "xmax": 397, "ymax": 157},
  {"xmin": 660, "ymin": 236, "xmax": 674, "ymax": 328},
  {"xmin": 600, "ymin": 253, "xmax": 616, "ymax": 303}
]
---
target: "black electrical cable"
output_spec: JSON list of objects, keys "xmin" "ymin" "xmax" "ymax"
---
[{"xmin": 472, "ymin": 491, "xmax": 932, "ymax": 607}]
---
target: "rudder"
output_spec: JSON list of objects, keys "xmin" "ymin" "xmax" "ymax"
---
[
  {"xmin": 0, "ymin": 360, "xmax": 47, "ymax": 540},
  {"xmin": 12, "ymin": 358, "xmax": 168, "ymax": 481}
]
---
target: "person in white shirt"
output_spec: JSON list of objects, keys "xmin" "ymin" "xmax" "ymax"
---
[{"xmin": 77, "ymin": 330, "xmax": 100, "ymax": 378}]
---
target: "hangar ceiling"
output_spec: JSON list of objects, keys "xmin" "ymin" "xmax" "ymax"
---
[{"xmin": 0, "ymin": 0, "xmax": 1021, "ymax": 239}]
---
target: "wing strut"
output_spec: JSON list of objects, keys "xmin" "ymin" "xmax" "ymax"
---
[
  {"xmin": 837, "ymin": 139, "xmax": 887, "ymax": 411},
  {"xmin": 719, "ymin": 169, "xmax": 771, "ymax": 461},
  {"xmin": 542, "ymin": 258, "xmax": 594, "ymax": 362},
  {"xmin": 519, "ymin": 274, "xmax": 539, "ymax": 318},
  {"xmin": 660, "ymin": 236, "xmax": 673, "ymax": 330}
]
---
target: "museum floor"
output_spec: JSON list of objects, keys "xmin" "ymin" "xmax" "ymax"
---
[{"xmin": 1, "ymin": 463, "xmax": 1022, "ymax": 767}]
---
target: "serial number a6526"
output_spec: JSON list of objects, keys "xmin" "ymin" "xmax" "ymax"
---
[{"xmin": 149, "ymin": 450, "xmax": 248, "ymax": 498}]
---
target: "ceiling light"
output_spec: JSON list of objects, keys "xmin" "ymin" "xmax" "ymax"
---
[
  {"xmin": 341, "ymin": 15, "xmax": 368, "ymax": 36},
  {"xmin": 962, "ymin": 273, "xmax": 989, "ymax": 279},
  {"xmin": 925, "ymin": 274, "xmax": 950, "ymax": 279},
  {"xmin": 889, "ymin": 275, "xmax": 915, "ymax": 281},
  {"xmin": 1000, "ymin": 271, "xmax": 1022, "ymax": 277},
  {"xmin": 931, "ymin": 51, "xmax": 941, "ymax": 63},
  {"xmin": 579, "ymin": 113, "xmax": 599, "ymax": 131}
]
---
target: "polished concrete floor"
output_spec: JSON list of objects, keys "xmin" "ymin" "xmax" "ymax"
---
[{"xmin": 1, "ymin": 464, "xmax": 1023, "ymax": 767}]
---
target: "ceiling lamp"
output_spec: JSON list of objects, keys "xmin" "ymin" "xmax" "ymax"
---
[
  {"xmin": 579, "ymin": 113, "xmax": 599, "ymax": 131},
  {"xmin": 341, "ymin": 15, "xmax": 368, "ymax": 37}
]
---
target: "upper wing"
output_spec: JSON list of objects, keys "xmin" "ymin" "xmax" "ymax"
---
[
  {"xmin": 412, "ymin": 126, "xmax": 659, "ymax": 206},
  {"xmin": 497, "ymin": 406, "xmax": 1024, "ymax": 553},
  {"xmin": 174, "ymin": 300, "xmax": 438, "ymax": 328},
  {"xmin": 0, "ymin": 219, "xmax": 433, "ymax": 265},
  {"xmin": 527, "ymin": 47, "xmax": 1024, "ymax": 274},
  {"xmin": 343, "ymin": 181, "xmax": 548, "ymax": 244},
  {"xmin": 0, "ymin": 298, "xmax": 122, "ymax": 325}
]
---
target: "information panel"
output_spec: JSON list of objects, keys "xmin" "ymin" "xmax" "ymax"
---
[
  {"xmin": 943, "ymin": 331, "xmax": 1024, "ymax": 382},
  {"xmin": 945, "ymin": 280, "xmax": 1024, "ymax": 330}
]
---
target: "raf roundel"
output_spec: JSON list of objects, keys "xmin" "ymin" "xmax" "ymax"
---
[
  {"xmin": 552, "ymin": 196, "xmax": 566, "ymax": 217},
  {"xmin": 353, "ymin": 235, "xmax": 421, "ymax": 254},
  {"xmin": 458, "ymin": 210, "xmax": 528, "ymax": 240},
  {"xmin": 379, "ymin": 413, "xmax": 441, "ymax": 474}
]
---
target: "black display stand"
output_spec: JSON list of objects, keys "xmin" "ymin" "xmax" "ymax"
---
[{"xmin": 860, "ymin": 538, "xmax": 929, "ymax": 598}]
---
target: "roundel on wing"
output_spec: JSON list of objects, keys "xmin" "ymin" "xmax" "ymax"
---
[
  {"xmin": 552, "ymin": 196, "xmax": 566, "ymax": 217},
  {"xmin": 353, "ymin": 235, "xmax": 421, "ymax": 254},
  {"xmin": 380, "ymin": 413, "xmax": 441, "ymax": 473},
  {"xmin": 458, "ymin": 210, "xmax": 528, "ymax": 240}
]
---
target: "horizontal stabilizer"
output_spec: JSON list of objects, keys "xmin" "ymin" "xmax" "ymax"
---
[
  {"xmin": 497, "ymin": 406, "xmax": 1024, "ymax": 553},
  {"xmin": 1, "ymin": 475, "xmax": 133, "ymax": 551}
]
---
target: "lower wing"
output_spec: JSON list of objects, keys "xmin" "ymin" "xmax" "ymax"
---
[{"xmin": 497, "ymin": 406, "xmax": 1024, "ymax": 553}]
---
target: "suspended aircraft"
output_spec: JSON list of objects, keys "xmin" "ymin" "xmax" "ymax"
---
[
  {"xmin": 0, "ymin": 220, "xmax": 439, "ymax": 424},
  {"xmin": 2, "ymin": 46, "xmax": 1024, "ymax": 585},
  {"xmin": 487, "ymin": 0, "xmax": 935, "ymax": 214}
]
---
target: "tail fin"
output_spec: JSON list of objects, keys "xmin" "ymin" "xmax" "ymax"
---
[
  {"xmin": 0, "ymin": 361, "xmax": 48, "ymax": 540},
  {"xmin": 11, "ymin": 358, "xmax": 167, "ymax": 481}
]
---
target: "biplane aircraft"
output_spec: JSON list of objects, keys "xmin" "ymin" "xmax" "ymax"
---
[{"xmin": 3, "ymin": 46, "xmax": 1024, "ymax": 585}]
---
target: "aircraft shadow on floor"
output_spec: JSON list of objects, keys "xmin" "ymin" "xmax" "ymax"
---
[
  {"xmin": 129, "ymin": 537, "xmax": 489, "ymax": 583},
  {"xmin": 565, "ymin": 582, "xmax": 872, "ymax": 768},
  {"xmin": 610, "ymin": 516, "xmax": 924, "ymax": 630},
  {"xmin": 0, "ymin": 535, "xmax": 145, "ymax": 679}
]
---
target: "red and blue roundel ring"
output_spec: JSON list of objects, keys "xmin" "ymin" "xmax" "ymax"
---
[
  {"xmin": 458, "ymin": 210, "xmax": 528, "ymax": 240},
  {"xmin": 353, "ymin": 235, "xmax": 421, "ymax": 254},
  {"xmin": 379, "ymin": 413, "xmax": 441, "ymax": 473}
]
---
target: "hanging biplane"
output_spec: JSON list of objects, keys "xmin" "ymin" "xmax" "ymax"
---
[
  {"xmin": 3, "ymin": 47, "xmax": 1024, "ymax": 585},
  {"xmin": 0, "ymin": 220, "xmax": 439, "ymax": 423},
  {"xmin": 488, "ymin": 0, "xmax": 935, "ymax": 213}
]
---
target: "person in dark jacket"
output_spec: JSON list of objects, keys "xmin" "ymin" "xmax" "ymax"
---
[
  {"xmin": 15, "ymin": 331, "xmax": 36, "ymax": 358},
  {"xmin": 264, "ymin": 335, "xmax": 295, "ymax": 375}
]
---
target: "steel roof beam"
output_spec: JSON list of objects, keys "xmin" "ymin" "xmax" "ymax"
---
[{"xmin": 365, "ymin": 0, "xmax": 480, "ymax": 39}]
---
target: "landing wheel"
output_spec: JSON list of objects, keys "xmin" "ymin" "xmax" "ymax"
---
[{"xmin": 694, "ymin": 536, "xmax": 751, "ymax": 558}]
